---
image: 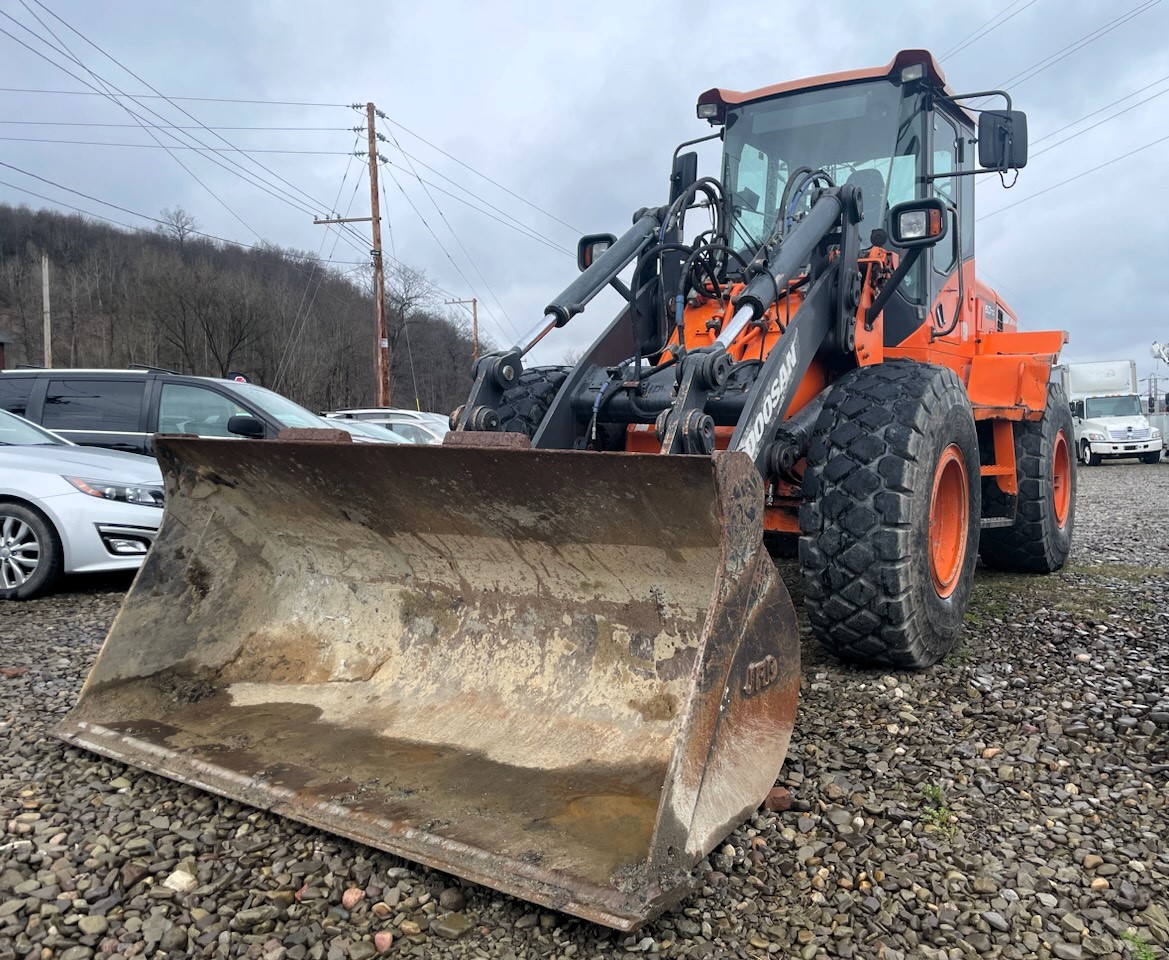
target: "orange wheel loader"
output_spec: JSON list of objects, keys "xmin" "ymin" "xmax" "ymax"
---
[{"xmin": 57, "ymin": 50, "xmax": 1075, "ymax": 930}]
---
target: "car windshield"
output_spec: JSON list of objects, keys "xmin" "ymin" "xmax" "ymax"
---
[
  {"xmin": 1085, "ymin": 395, "xmax": 1142, "ymax": 418},
  {"xmin": 0, "ymin": 409, "xmax": 69, "ymax": 446},
  {"xmin": 722, "ymin": 79, "xmax": 920, "ymax": 253},
  {"xmin": 228, "ymin": 383, "xmax": 324, "ymax": 428}
]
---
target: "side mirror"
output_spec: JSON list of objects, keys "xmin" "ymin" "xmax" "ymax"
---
[
  {"xmin": 227, "ymin": 415, "xmax": 266, "ymax": 439},
  {"xmin": 577, "ymin": 233, "xmax": 618, "ymax": 272},
  {"xmin": 669, "ymin": 150, "xmax": 698, "ymax": 204},
  {"xmin": 978, "ymin": 110, "xmax": 1028, "ymax": 170},
  {"xmin": 1071, "ymin": 401, "xmax": 1084, "ymax": 419},
  {"xmin": 887, "ymin": 198, "xmax": 949, "ymax": 248}
]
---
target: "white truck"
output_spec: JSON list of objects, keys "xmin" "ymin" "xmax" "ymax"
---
[{"xmin": 1057, "ymin": 360, "xmax": 1163, "ymax": 465}]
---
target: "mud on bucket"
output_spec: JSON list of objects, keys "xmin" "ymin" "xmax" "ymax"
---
[{"xmin": 56, "ymin": 437, "xmax": 799, "ymax": 929}]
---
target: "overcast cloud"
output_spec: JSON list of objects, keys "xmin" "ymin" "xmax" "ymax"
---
[{"xmin": 2, "ymin": 0, "xmax": 1167, "ymax": 385}]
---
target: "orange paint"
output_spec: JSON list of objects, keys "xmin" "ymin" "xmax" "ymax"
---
[{"xmin": 929, "ymin": 444, "xmax": 969, "ymax": 599}]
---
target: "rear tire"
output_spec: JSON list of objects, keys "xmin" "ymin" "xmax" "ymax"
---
[
  {"xmin": 980, "ymin": 383, "xmax": 1076, "ymax": 573},
  {"xmin": 800, "ymin": 362, "xmax": 980, "ymax": 669},
  {"xmin": 495, "ymin": 366, "xmax": 571, "ymax": 436},
  {"xmin": 0, "ymin": 502, "xmax": 63, "ymax": 601}
]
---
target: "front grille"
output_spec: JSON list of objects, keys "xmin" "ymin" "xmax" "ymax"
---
[{"xmin": 1108, "ymin": 428, "xmax": 1149, "ymax": 440}]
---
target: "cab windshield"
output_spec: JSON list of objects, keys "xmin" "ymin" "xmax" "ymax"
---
[
  {"xmin": 722, "ymin": 80, "xmax": 921, "ymax": 253},
  {"xmin": 1085, "ymin": 395, "xmax": 1142, "ymax": 418}
]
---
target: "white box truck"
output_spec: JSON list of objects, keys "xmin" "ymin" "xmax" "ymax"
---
[{"xmin": 1057, "ymin": 360, "xmax": 1163, "ymax": 465}]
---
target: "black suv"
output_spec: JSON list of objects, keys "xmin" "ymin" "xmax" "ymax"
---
[{"xmin": 0, "ymin": 368, "xmax": 326, "ymax": 454}]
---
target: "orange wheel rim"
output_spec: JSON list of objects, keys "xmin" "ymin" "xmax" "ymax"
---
[
  {"xmin": 929, "ymin": 444, "xmax": 969, "ymax": 599},
  {"xmin": 1052, "ymin": 430, "xmax": 1071, "ymax": 529}
]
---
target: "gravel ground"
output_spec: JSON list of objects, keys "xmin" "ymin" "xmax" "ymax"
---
[{"xmin": 2, "ymin": 461, "xmax": 1167, "ymax": 960}]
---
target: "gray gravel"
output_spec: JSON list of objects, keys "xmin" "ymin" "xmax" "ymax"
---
[{"xmin": 2, "ymin": 461, "xmax": 1167, "ymax": 959}]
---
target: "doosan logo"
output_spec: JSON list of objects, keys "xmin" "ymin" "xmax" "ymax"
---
[{"xmin": 741, "ymin": 332, "xmax": 800, "ymax": 461}]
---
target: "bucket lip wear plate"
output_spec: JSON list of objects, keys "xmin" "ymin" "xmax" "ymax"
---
[{"xmin": 55, "ymin": 714, "xmax": 696, "ymax": 930}]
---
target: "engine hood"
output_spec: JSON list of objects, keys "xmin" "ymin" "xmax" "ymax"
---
[{"xmin": 0, "ymin": 445, "xmax": 163, "ymax": 483}]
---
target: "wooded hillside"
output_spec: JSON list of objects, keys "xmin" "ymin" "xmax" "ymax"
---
[{"xmin": 0, "ymin": 203, "xmax": 486, "ymax": 414}]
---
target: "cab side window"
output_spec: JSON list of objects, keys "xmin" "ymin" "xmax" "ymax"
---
[
  {"xmin": 158, "ymin": 384, "xmax": 249, "ymax": 437},
  {"xmin": 932, "ymin": 113, "xmax": 960, "ymax": 275},
  {"xmin": 42, "ymin": 379, "xmax": 145, "ymax": 432}
]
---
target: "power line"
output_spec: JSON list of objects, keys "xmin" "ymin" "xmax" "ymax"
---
[
  {"xmin": 0, "ymin": 160, "xmax": 366, "ymax": 264},
  {"xmin": 275, "ymin": 145, "xmax": 367, "ymax": 389},
  {"xmin": 377, "ymin": 116, "xmax": 520, "ymax": 341},
  {"xmin": 0, "ymin": 15, "xmax": 265, "ymax": 240},
  {"xmin": 379, "ymin": 154, "xmax": 573, "ymax": 256},
  {"xmin": 0, "ymin": 136, "xmax": 353, "ymax": 154},
  {"xmin": 987, "ymin": 1, "xmax": 1161, "ymax": 96},
  {"xmin": 978, "ymin": 134, "xmax": 1169, "ymax": 219},
  {"xmin": 28, "ymin": 0, "xmax": 370, "ymax": 254},
  {"xmin": 1026, "ymin": 85, "xmax": 1169, "ymax": 159},
  {"xmin": 939, "ymin": 0, "xmax": 1040, "ymax": 61},
  {"xmin": 382, "ymin": 114, "xmax": 582, "ymax": 235},
  {"xmin": 975, "ymin": 75, "xmax": 1169, "ymax": 184},
  {"xmin": 8, "ymin": 5, "xmax": 363, "ymax": 255},
  {"xmin": 378, "ymin": 140, "xmax": 574, "ymax": 254},
  {"xmin": 0, "ymin": 176, "xmax": 375, "ymax": 319},
  {"xmin": 1030, "ymin": 73, "xmax": 1169, "ymax": 146},
  {"xmin": 0, "ymin": 85, "xmax": 349, "ymax": 107},
  {"xmin": 381, "ymin": 162, "xmax": 520, "ymax": 344},
  {"xmin": 0, "ymin": 120, "xmax": 351, "ymax": 131}
]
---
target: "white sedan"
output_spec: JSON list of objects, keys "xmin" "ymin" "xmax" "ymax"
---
[{"xmin": 0, "ymin": 410, "xmax": 164, "ymax": 600}]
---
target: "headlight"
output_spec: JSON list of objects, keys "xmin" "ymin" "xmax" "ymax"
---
[
  {"xmin": 1086, "ymin": 432, "xmax": 1105, "ymax": 441},
  {"xmin": 64, "ymin": 476, "xmax": 165, "ymax": 508},
  {"xmin": 1153, "ymin": 429, "xmax": 1162, "ymax": 439}
]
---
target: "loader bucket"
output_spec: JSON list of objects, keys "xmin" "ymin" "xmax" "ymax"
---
[{"xmin": 56, "ymin": 437, "xmax": 799, "ymax": 930}]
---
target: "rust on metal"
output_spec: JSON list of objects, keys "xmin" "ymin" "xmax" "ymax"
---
[
  {"xmin": 441, "ymin": 430, "xmax": 533, "ymax": 449},
  {"xmin": 56, "ymin": 438, "xmax": 799, "ymax": 930},
  {"xmin": 275, "ymin": 427, "xmax": 353, "ymax": 442}
]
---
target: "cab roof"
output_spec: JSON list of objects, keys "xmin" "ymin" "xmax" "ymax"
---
[{"xmin": 697, "ymin": 49, "xmax": 952, "ymax": 114}]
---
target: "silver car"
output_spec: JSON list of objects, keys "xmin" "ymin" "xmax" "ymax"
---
[{"xmin": 0, "ymin": 410, "xmax": 163, "ymax": 600}]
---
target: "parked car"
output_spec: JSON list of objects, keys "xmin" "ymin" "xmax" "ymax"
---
[
  {"xmin": 0, "ymin": 409, "xmax": 163, "ymax": 600},
  {"xmin": 380, "ymin": 417, "xmax": 451, "ymax": 444},
  {"xmin": 326, "ymin": 407, "xmax": 450, "ymax": 427},
  {"xmin": 321, "ymin": 418, "xmax": 411, "ymax": 444},
  {"xmin": 0, "ymin": 367, "xmax": 332, "ymax": 454}
]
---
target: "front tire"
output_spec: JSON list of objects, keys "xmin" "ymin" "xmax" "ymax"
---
[
  {"xmin": 1141, "ymin": 452, "xmax": 1160, "ymax": 465},
  {"xmin": 979, "ymin": 383, "xmax": 1076, "ymax": 573},
  {"xmin": 495, "ymin": 365, "xmax": 571, "ymax": 436},
  {"xmin": 1081, "ymin": 440, "xmax": 1100, "ymax": 466},
  {"xmin": 800, "ymin": 362, "xmax": 980, "ymax": 669},
  {"xmin": 0, "ymin": 502, "xmax": 63, "ymax": 601}
]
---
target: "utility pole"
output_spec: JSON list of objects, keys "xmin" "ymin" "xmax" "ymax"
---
[
  {"xmin": 314, "ymin": 101, "xmax": 390, "ymax": 406},
  {"xmin": 444, "ymin": 297, "xmax": 479, "ymax": 361},
  {"xmin": 41, "ymin": 253, "xmax": 52, "ymax": 367}
]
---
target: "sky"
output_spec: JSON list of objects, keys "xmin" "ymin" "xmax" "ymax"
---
[{"xmin": 1, "ymin": 0, "xmax": 1168, "ymax": 388}]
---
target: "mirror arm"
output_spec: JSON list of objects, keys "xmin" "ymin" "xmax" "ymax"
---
[
  {"xmin": 919, "ymin": 169, "xmax": 998, "ymax": 181},
  {"xmin": 946, "ymin": 89, "xmax": 1013, "ymax": 110}
]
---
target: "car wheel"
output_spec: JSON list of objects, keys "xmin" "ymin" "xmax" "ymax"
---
[{"xmin": 0, "ymin": 503, "xmax": 63, "ymax": 600}]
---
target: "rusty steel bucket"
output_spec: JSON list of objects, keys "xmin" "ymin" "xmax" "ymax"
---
[{"xmin": 55, "ymin": 436, "xmax": 799, "ymax": 930}]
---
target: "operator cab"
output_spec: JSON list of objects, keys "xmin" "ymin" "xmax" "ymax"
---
[{"xmin": 699, "ymin": 50, "xmax": 1025, "ymax": 347}]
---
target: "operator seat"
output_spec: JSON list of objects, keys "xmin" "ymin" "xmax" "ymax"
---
[{"xmin": 845, "ymin": 168, "xmax": 886, "ymax": 249}]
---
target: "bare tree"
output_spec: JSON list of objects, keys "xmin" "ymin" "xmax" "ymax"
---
[{"xmin": 157, "ymin": 207, "xmax": 199, "ymax": 246}]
